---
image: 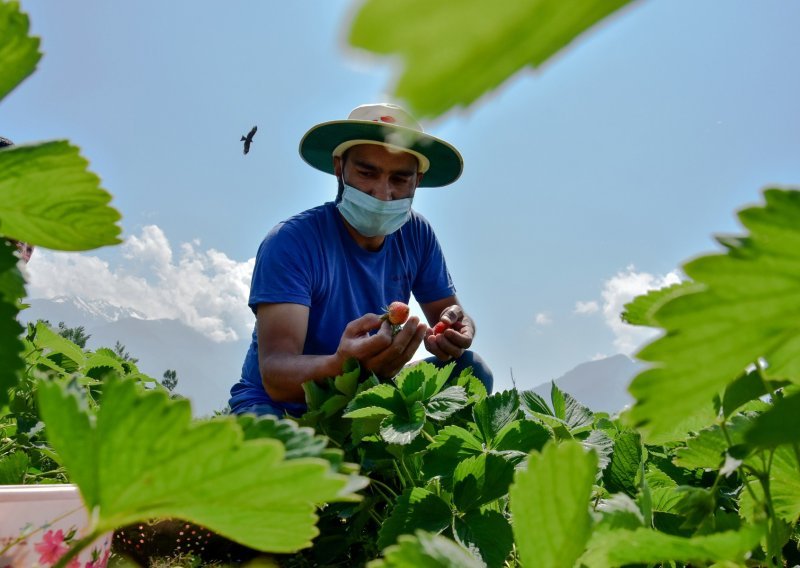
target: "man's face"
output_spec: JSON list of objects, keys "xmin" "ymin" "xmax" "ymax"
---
[{"xmin": 335, "ymin": 144, "xmax": 422, "ymax": 201}]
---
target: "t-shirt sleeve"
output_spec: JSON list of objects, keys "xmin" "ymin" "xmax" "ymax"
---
[
  {"xmin": 410, "ymin": 215, "xmax": 457, "ymax": 304},
  {"xmin": 248, "ymin": 222, "xmax": 313, "ymax": 313}
]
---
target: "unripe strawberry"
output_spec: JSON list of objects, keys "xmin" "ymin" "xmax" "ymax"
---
[
  {"xmin": 382, "ymin": 301, "xmax": 410, "ymax": 325},
  {"xmin": 433, "ymin": 321, "xmax": 450, "ymax": 335}
]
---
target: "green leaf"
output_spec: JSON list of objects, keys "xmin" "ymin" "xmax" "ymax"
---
[
  {"xmin": 0, "ymin": 239, "xmax": 25, "ymax": 303},
  {"xmin": 562, "ymin": 389, "xmax": 594, "ymax": 432},
  {"xmin": 0, "ymin": 450, "xmax": 29, "ymax": 484},
  {"xmin": 346, "ymin": 383, "xmax": 406, "ymax": 415},
  {"xmin": 472, "ymin": 389, "xmax": 519, "ymax": 444},
  {"xmin": 422, "ymin": 425, "xmax": 484, "ymax": 480},
  {"xmin": 0, "ymin": 1, "xmax": 41, "ymax": 102},
  {"xmin": 237, "ymin": 415, "xmax": 328, "ymax": 460},
  {"xmin": 33, "ymin": 321, "xmax": 86, "ymax": 368},
  {"xmin": 377, "ymin": 488, "xmax": 452, "ymax": 549},
  {"xmin": 594, "ymin": 493, "xmax": 645, "ymax": 531},
  {"xmin": 424, "ymin": 386, "xmax": 467, "ymax": 420},
  {"xmin": 603, "ymin": 430, "xmax": 642, "ymax": 496},
  {"xmin": 509, "ymin": 441, "xmax": 597, "ymax": 568},
  {"xmin": 0, "ymin": 141, "xmax": 122, "ymax": 250},
  {"xmin": 622, "ymin": 282, "xmax": 700, "ymax": 327},
  {"xmin": 0, "ymin": 244, "xmax": 24, "ymax": 405},
  {"xmin": 722, "ymin": 368, "xmax": 773, "ymax": 419},
  {"xmin": 582, "ymin": 428, "xmax": 614, "ymax": 472},
  {"xmin": 37, "ymin": 376, "xmax": 359, "ymax": 553},
  {"xmin": 627, "ymin": 188, "xmax": 800, "ymax": 443},
  {"xmin": 348, "ymin": 0, "xmax": 636, "ymax": 119},
  {"xmin": 84, "ymin": 353, "xmax": 126, "ymax": 376},
  {"xmin": 519, "ymin": 389, "xmax": 552, "ymax": 416},
  {"xmin": 343, "ymin": 405, "xmax": 394, "ymax": 419},
  {"xmin": 746, "ymin": 390, "xmax": 800, "ymax": 447},
  {"xmin": 492, "ymin": 419, "xmax": 551, "ymax": 453},
  {"xmin": 550, "ymin": 381, "xmax": 566, "ymax": 419},
  {"xmin": 380, "ymin": 400, "xmax": 426, "ymax": 445},
  {"xmin": 396, "ymin": 367, "xmax": 426, "ymax": 401},
  {"xmin": 333, "ymin": 357, "xmax": 361, "ymax": 398},
  {"xmin": 453, "ymin": 453, "xmax": 515, "ymax": 512},
  {"xmin": 579, "ymin": 525, "xmax": 765, "ymax": 567},
  {"xmin": 452, "ymin": 509, "xmax": 513, "ymax": 568},
  {"xmin": 769, "ymin": 445, "xmax": 800, "ymax": 522},
  {"xmin": 674, "ymin": 413, "xmax": 751, "ymax": 470},
  {"xmin": 370, "ymin": 530, "xmax": 484, "ymax": 568}
]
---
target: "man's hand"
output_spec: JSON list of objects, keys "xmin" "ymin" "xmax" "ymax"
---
[
  {"xmin": 424, "ymin": 304, "xmax": 474, "ymax": 362},
  {"xmin": 337, "ymin": 313, "xmax": 426, "ymax": 380}
]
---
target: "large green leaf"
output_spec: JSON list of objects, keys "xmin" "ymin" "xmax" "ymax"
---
[
  {"xmin": 627, "ymin": 188, "xmax": 800, "ymax": 443},
  {"xmin": 0, "ymin": 243, "xmax": 24, "ymax": 404},
  {"xmin": 0, "ymin": 1, "xmax": 41, "ymax": 102},
  {"xmin": 349, "ymin": 0, "xmax": 637, "ymax": 118},
  {"xmin": 472, "ymin": 389, "xmax": 519, "ymax": 443},
  {"xmin": 745, "ymin": 390, "xmax": 800, "ymax": 447},
  {"xmin": 492, "ymin": 418, "xmax": 551, "ymax": 453},
  {"xmin": 452, "ymin": 509, "xmax": 513, "ymax": 568},
  {"xmin": 37, "ymin": 376, "xmax": 359, "ymax": 553},
  {"xmin": 0, "ymin": 141, "xmax": 121, "ymax": 250},
  {"xmin": 509, "ymin": 441, "xmax": 597, "ymax": 568},
  {"xmin": 740, "ymin": 445, "xmax": 800, "ymax": 524},
  {"xmin": 424, "ymin": 386, "xmax": 467, "ymax": 421},
  {"xmin": 380, "ymin": 400, "xmax": 426, "ymax": 445},
  {"xmin": 453, "ymin": 453, "xmax": 516, "ymax": 512},
  {"xmin": 422, "ymin": 425, "xmax": 484, "ymax": 480},
  {"xmin": 579, "ymin": 524, "xmax": 764, "ymax": 567},
  {"xmin": 376, "ymin": 488, "xmax": 452, "ymax": 549},
  {"xmin": 602, "ymin": 430, "xmax": 641, "ymax": 496},
  {"xmin": 370, "ymin": 531, "xmax": 484, "ymax": 568},
  {"xmin": 674, "ymin": 413, "xmax": 751, "ymax": 470},
  {"xmin": 0, "ymin": 450, "xmax": 28, "ymax": 484},
  {"xmin": 621, "ymin": 282, "xmax": 700, "ymax": 327}
]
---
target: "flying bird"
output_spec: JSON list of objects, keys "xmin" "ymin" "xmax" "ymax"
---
[{"xmin": 241, "ymin": 125, "xmax": 257, "ymax": 155}]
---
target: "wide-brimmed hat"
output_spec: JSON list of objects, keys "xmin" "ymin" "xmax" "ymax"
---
[{"xmin": 298, "ymin": 103, "xmax": 463, "ymax": 187}]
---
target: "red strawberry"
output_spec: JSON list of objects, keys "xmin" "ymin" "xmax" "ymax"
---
[
  {"xmin": 382, "ymin": 301, "xmax": 410, "ymax": 326},
  {"xmin": 432, "ymin": 321, "xmax": 450, "ymax": 335}
]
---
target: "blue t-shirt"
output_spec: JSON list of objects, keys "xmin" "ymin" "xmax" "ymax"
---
[{"xmin": 228, "ymin": 201, "xmax": 456, "ymax": 416}]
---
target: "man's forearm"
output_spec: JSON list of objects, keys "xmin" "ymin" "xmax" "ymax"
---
[{"xmin": 260, "ymin": 352, "xmax": 346, "ymax": 403}]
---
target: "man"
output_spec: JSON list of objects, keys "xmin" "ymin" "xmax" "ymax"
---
[
  {"xmin": 0, "ymin": 137, "xmax": 34, "ymax": 263},
  {"xmin": 228, "ymin": 103, "xmax": 492, "ymax": 417}
]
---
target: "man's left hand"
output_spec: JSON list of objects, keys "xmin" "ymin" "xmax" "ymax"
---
[{"xmin": 424, "ymin": 305, "xmax": 473, "ymax": 361}]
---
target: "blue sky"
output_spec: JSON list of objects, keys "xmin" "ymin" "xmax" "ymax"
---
[{"xmin": 4, "ymin": 1, "xmax": 800, "ymax": 400}]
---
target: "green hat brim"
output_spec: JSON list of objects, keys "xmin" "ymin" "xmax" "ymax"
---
[{"xmin": 299, "ymin": 120, "xmax": 463, "ymax": 187}]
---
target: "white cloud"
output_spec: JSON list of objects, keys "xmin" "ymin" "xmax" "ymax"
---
[
  {"xmin": 574, "ymin": 300, "xmax": 600, "ymax": 315},
  {"xmin": 535, "ymin": 312, "xmax": 552, "ymax": 326},
  {"xmin": 25, "ymin": 225, "xmax": 255, "ymax": 342},
  {"xmin": 601, "ymin": 265, "xmax": 682, "ymax": 355}
]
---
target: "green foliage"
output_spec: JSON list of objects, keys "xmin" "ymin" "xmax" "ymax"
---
[
  {"xmin": 0, "ymin": 0, "xmax": 41, "ymax": 102},
  {"xmin": 0, "ymin": 242, "xmax": 24, "ymax": 405},
  {"xmin": 349, "ymin": 0, "xmax": 637, "ymax": 118},
  {"xmin": 509, "ymin": 440, "xmax": 597, "ymax": 568},
  {"xmin": 626, "ymin": 188, "xmax": 800, "ymax": 443},
  {"xmin": 0, "ymin": 141, "xmax": 122, "ymax": 250},
  {"xmin": 369, "ymin": 531, "xmax": 483, "ymax": 568},
  {"xmin": 37, "ymin": 375, "xmax": 364, "ymax": 554}
]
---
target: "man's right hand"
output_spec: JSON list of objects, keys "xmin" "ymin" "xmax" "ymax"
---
[{"xmin": 337, "ymin": 313, "xmax": 426, "ymax": 380}]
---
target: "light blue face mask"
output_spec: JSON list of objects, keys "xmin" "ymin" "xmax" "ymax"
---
[{"xmin": 337, "ymin": 183, "xmax": 413, "ymax": 237}]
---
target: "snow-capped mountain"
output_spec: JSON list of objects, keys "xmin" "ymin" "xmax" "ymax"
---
[{"xmin": 24, "ymin": 296, "xmax": 147, "ymax": 326}]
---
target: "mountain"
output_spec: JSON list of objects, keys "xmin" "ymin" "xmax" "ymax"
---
[
  {"xmin": 531, "ymin": 354, "xmax": 643, "ymax": 415},
  {"xmin": 20, "ymin": 297, "xmax": 251, "ymax": 417}
]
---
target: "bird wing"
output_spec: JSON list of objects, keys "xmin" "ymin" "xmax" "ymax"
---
[{"xmin": 248, "ymin": 125, "xmax": 257, "ymax": 139}]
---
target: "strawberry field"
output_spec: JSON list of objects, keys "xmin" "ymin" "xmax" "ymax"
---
[{"xmin": 2, "ymin": 1, "xmax": 800, "ymax": 566}]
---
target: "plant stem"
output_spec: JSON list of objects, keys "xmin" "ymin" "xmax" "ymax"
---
[
  {"xmin": 370, "ymin": 477, "xmax": 399, "ymax": 500},
  {"xmin": 53, "ymin": 530, "xmax": 102, "ymax": 568}
]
